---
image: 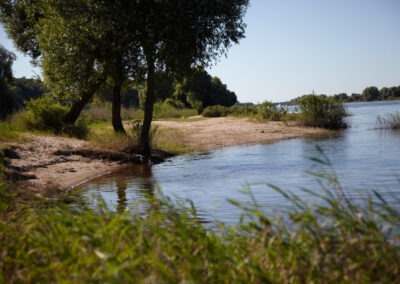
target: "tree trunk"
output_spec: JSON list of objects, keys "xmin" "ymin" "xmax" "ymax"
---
[
  {"xmin": 112, "ymin": 54, "xmax": 126, "ymax": 133},
  {"xmin": 64, "ymin": 76, "xmax": 105, "ymax": 124},
  {"xmin": 64, "ymin": 91, "xmax": 97, "ymax": 124},
  {"xmin": 140, "ymin": 53, "xmax": 155, "ymax": 158}
]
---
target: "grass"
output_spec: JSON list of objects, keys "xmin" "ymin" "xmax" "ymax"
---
[
  {"xmin": 84, "ymin": 102, "xmax": 197, "ymax": 122},
  {"xmin": 376, "ymin": 111, "xmax": 400, "ymax": 129},
  {"xmin": 0, "ymin": 121, "xmax": 21, "ymax": 143},
  {"xmin": 88, "ymin": 121, "xmax": 138, "ymax": 151},
  {"xmin": 0, "ymin": 148, "xmax": 399, "ymax": 282},
  {"xmin": 153, "ymin": 127, "xmax": 193, "ymax": 154}
]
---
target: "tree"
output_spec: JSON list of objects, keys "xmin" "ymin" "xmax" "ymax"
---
[
  {"xmin": 139, "ymin": 72, "xmax": 175, "ymax": 108},
  {"xmin": 362, "ymin": 86, "xmax": 380, "ymax": 101},
  {"xmin": 31, "ymin": 1, "xmax": 146, "ymax": 133},
  {"xmin": 133, "ymin": 0, "xmax": 249, "ymax": 157},
  {"xmin": 10, "ymin": 77, "xmax": 43, "ymax": 108},
  {"xmin": 0, "ymin": 44, "xmax": 16, "ymax": 119},
  {"xmin": 2, "ymin": 0, "xmax": 249, "ymax": 158},
  {"xmin": 173, "ymin": 68, "xmax": 237, "ymax": 112},
  {"xmin": 1, "ymin": 0, "xmax": 143, "ymax": 133}
]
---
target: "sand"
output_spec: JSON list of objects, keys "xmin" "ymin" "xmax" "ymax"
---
[{"xmin": 154, "ymin": 117, "xmax": 330, "ymax": 151}]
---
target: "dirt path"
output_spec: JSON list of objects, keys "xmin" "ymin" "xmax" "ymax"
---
[{"xmin": 155, "ymin": 117, "xmax": 330, "ymax": 151}]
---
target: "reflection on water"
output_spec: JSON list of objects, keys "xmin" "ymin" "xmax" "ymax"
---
[
  {"xmin": 83, "ymin": 165, "xmax": 157, "ymax": 214},
  {"xmin": 81, "ymin": 101, "xmax": 400, "ymax": 224}
]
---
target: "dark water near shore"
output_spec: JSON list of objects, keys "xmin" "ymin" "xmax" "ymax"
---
[{"xmin": 81, "ymin": 101, "xmax": 400, "ymax": 224}]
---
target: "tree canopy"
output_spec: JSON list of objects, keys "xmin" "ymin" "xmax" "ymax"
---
[{"xmin": 1, "ymin": 0, "xmax": 249, "ymax": 157}]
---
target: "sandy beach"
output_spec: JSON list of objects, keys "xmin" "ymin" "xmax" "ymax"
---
[
  {"xmin": 154, "ymin": 117, "xmax": 330, "ymax": 151},
  {"xmin": 4, "ymin": 117, "xmax": 329, "ymax": 193}
]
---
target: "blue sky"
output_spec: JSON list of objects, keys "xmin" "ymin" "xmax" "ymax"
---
[{"xmin": 1, "ymin": 0, "xmax": 400, "ymax": 103}]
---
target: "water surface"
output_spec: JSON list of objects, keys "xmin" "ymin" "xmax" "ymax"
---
[{"xmin": 81, "ymin": 101, "xmax": 400, "ymax": 223}]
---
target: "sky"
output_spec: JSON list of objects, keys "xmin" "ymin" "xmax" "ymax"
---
[{"xmin": 1, "ymin": 0, "xmax": 400, "ymax": 103}]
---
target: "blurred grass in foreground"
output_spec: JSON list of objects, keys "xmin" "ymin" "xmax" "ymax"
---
[{"xmin": 0, "ymin": 147, "xmax": 399, "ymax": 283}]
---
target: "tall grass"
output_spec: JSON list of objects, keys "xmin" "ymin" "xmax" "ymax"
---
[
  {"xmin": 0, "ymin": 121, "xmax": 21, "ymax": 143},
  {"xmin": 0, "ymin": 149, "xmax": 399, "ymax": 282},
  {"xmin": 85, "ymin": 102, "xmax": 196, "ymax": 122},
  {"xmin": 376, "ymin": 111, "xmax": 400, "ymax": 129}
]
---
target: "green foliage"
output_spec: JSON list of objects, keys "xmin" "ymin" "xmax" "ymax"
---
[
  {"xmin": 0, "ymin": 120, "xmax": 23, "ymax": 143},
  {"xmin": 9, "ymin": 77, "xmax": 44, "ymax": 109},
  {"xmin": 202, "ymin": 103, "xmax": 296, "ymax": 122},
  {"xmin": 0, "ymin": 157, "xmax": 399, "ymax": 282},
  {"xmin": 153, "ymin": 102, "xmax": 197, "ymax": 119},
  {"xmin": 299, "ymin": 95, "xmax": 348, "ymax": 129},
  {"xmin": 85, "ymin": 102, "xmax": 196, "ymax": 122},
  {"xmin": 174, "ymin": 68, "xmax": 237, "ymax": 112},
  {"xmin": 258, "ymin": 101, "xmax": 285, "ymax": 120},
  {"xmin": 2, "ymin": 0, "xmax": 249, "ymax": 154},
  {"xmin": 288, "ymin": 85, "xmax": 400, "ymax": 104},
  {"xmin": 21, "ymin": 97, "xmax": 89, "ymax": 139},
  {"xmin": 163, "ymin": 98, "xmax": 186, "ymax": 109},
  {"xmin": 202, "ymin": 105, "xmax": 230, "ymax": 117},
  {"xmin": 376, "ymin": 112, "xmax": 400, "ymax": 129},
  {"xmin": 362, "ymin": 86, "xmax": 380, "ymax": 101},
  {"xmin": 229, "ymin": 104, "xmax": 259, "ymax": 117}
]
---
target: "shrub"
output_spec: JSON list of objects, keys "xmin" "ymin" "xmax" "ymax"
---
[
  {"xmin": 163, "ymin": 98, "xmax": 186, "ymax": 109},
  {"xmin": 258, "ymin": 101, "xmax": 284, "ymax": 121},
  {"xmin": 229, "ymin": 105, "xmax": 259, "ymax": 117},
  {"xmin": 21, "ymin": 97, "xmax": 89, "ymax": 139},
  {"xmin": 153, "ymin": 102, "xmax": 197, "ymax": 119},
  {"xmin": 202, "ymin": 105, "xmax": 230, "ymax": 117},
  {"xmin": 376, "ymin": 112, "xmax": 400, "ymax": 129},
  {"xmin": 299, "ymin": 95, "xmax": 348, "ymax": 129}
]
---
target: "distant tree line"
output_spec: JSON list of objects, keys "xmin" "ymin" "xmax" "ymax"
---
[
  {"xmin": 0, "ymin": 45, "xmax": 43, "ymax": 118},
  {"xmin": 99, "ymin": 67, "xmax": 237, "ymax": 112},
  {"xmin": 288, "ymin": 86, "xmax": 400, "ymax": 105}
]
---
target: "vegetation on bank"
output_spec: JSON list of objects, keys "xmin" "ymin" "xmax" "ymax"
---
[
  {"xmin": 298, "ymin": 95, "xmax": 348, "ymax": 129},
  {"xmin": 202, "ymin": 102, "xmax": 296, "ymax": 121},
  {"xmin": 376, "ymin": 112, "xmax": 400, "ymax": 130},
  {"xmin": 288, "ymin": 85, "xmax": 400, "ymax": 105},
  {"xmin": 0, "ymin": 151, "xmax": 399, "ymax": 283}
]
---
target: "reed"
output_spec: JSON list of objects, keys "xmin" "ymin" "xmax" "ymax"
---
[{"xmin": 376, "ymin": 111, "xmax": 400, "ymax": 129}]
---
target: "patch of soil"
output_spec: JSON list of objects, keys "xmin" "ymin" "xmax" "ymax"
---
[{"xmin": 3, "ymin": 135, "xmax": 146, "ymax": 194}]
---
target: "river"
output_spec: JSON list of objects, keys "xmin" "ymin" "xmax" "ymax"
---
[{"xmin": 80, "ymin": 101, "xmax": 400, "ymax": 224}]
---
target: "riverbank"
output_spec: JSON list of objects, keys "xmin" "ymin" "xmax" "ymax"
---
[
  {"xmin": 3, "ymin": 135, "xmax": 135, "ymax": 196},
  {"xmin": 3, "ymin": 117, "xmax": 330, "ymax": 194}
]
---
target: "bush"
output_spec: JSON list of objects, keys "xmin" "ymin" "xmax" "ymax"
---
[
  {"xmin": 163, "ymin": 98, "xmax": 186, "ymax": 109},
  {"xmin": 299, "ymin": 95, "xmax": 348, "ymax": 129},
  {"xmin": 229, "ymin": 105, "xmax": 259, "ymax": 117},
  {"xmin": 153, "ymin": 102, "xmax": 197, "ymax": 119},
  {"xmin": 203, "ymin": 103, "xmax": 295, "ymax": 121},
  {"xmin": 21, "ymin": 97, "xmax": 90, "ymax": 139},
  {"xmin": 258, "ymin": 101, "xmax": 284, "ymax": 121},
  {"xmin": 202, "ymin": 105, "xmax": 230, "ymax": 117}
]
